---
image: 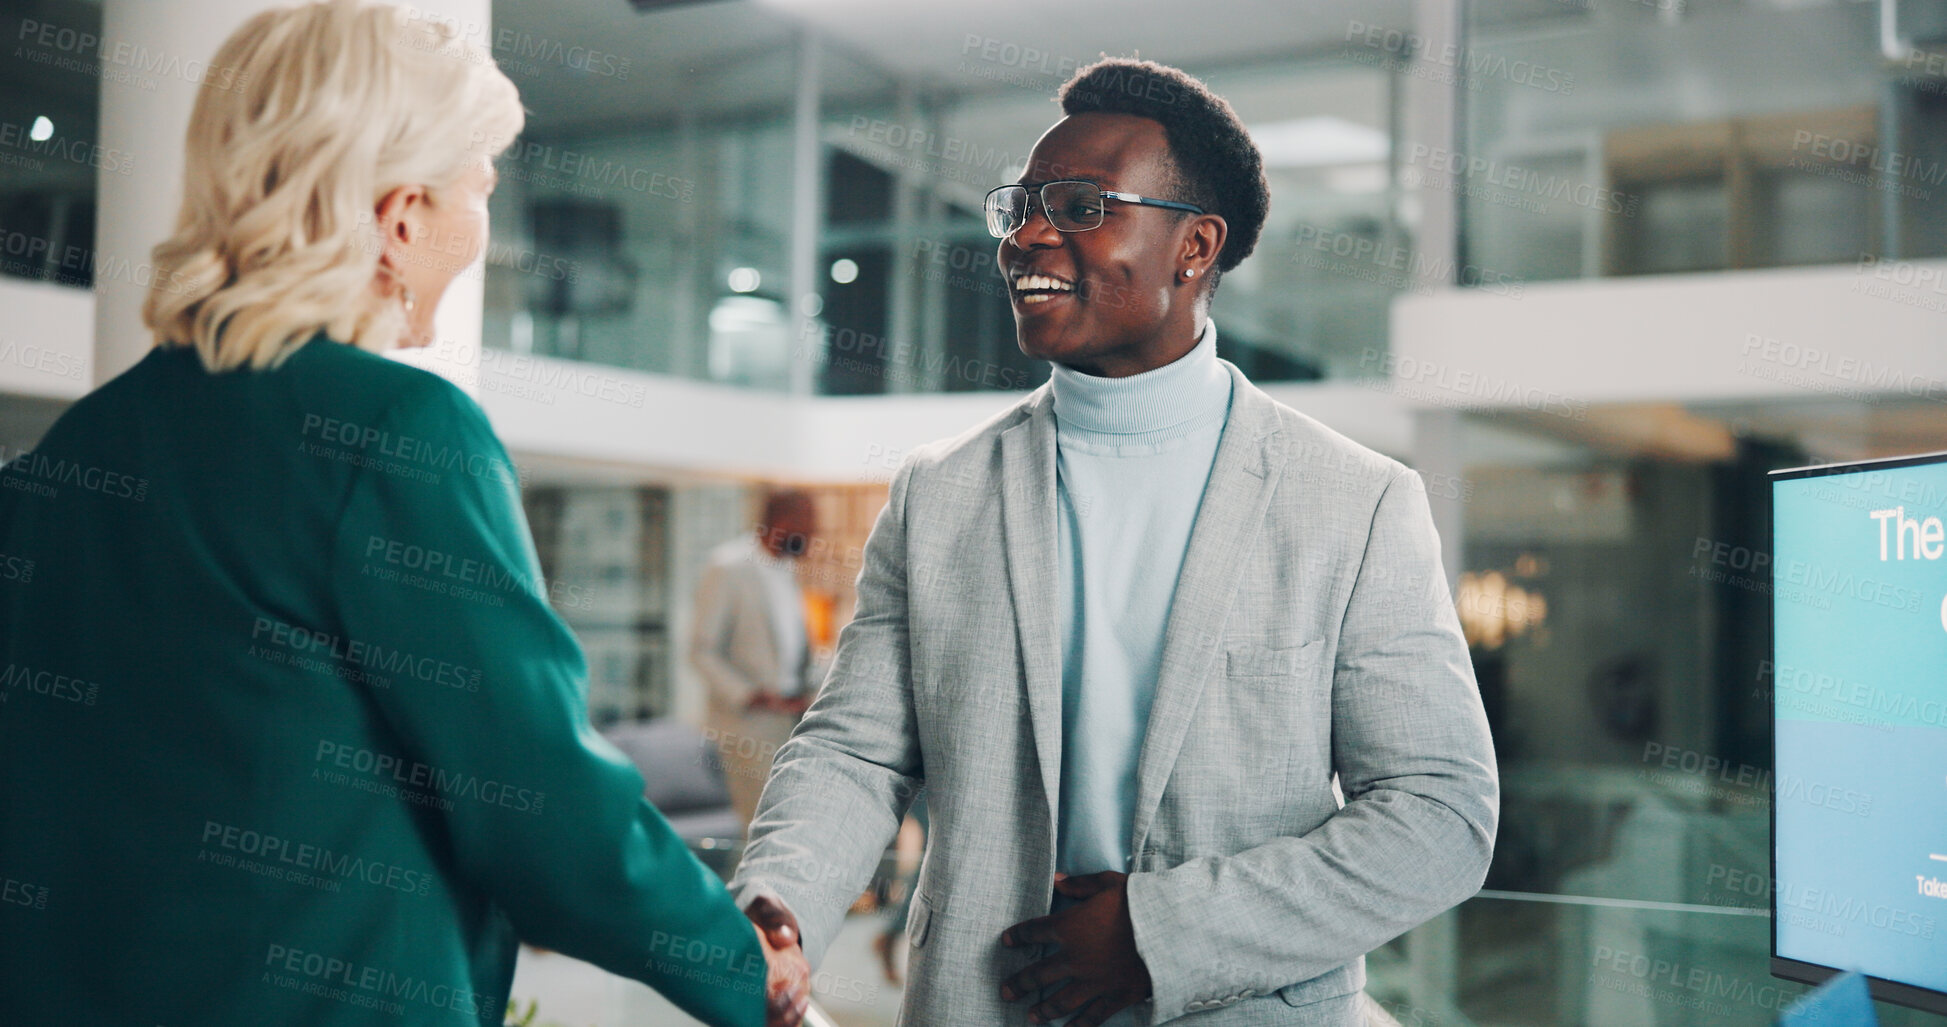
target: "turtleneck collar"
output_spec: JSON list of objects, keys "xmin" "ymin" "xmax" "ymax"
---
[{"xmin": 1049, "ymin": 319, "xmax": 1230, "ymax": 437}]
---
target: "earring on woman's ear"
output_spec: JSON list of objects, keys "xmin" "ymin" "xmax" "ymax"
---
[
  {"xmin": 378, "ymin": 261, "xmax": 417, "ymax": 315},
  {"xmin": 1183, "ymin": 268, "xmax": 1197, "ymax": 279}
]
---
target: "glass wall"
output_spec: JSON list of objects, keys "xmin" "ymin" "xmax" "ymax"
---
[
  {"xmin": 1461, "ymin": 0, "xmax": 1947, "ymax": 282},
  {"xmin": 1409, "ymin": 397, "xmax": 1947, "ymax": 1025},
  {"xmin": 0, "ymin": 0, "xmax": 107, "ymax": 288},
  {"xmin": 481, "ymin": 0, "xmax": 1420, "ymax": 393}
]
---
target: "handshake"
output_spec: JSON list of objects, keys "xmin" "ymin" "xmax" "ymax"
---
[{"xmin": 746, "ymin": 894, "xmax": 814, "ymax": 1027}]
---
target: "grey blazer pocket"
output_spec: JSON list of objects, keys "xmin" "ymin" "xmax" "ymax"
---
[
  {"xmin": 1225, "ymin": 639, "xmax": 1321, "ymax": 678},
  {"xmin": 1277, "ymin": 962, "xmax": 1360, "ymax": 1007},
  {"xmin": 907, "ymin": 889, "xmax": 934, "ymax": 948}
]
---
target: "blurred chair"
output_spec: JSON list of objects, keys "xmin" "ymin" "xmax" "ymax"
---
[{"xmin": 602, "ymin": 719, "xmax": 744, "ymax": 875}]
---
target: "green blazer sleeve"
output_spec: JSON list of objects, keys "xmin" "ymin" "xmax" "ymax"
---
[{"xmin": 327, "ymin": 375, "xmax": 767, "ymax": 1027}]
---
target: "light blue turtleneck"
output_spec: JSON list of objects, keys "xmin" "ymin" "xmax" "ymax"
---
[{"xmin": 1051, "ymin": 318, "xmax": 1233, "ymax": 884}]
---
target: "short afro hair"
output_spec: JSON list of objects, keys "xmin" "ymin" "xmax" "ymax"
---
[{"xmin": 1058, "ymin": 58, "xmax": 1269, "ymax": 283}]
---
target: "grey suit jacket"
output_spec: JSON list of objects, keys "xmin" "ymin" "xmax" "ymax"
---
[
  {"xmin": 690, "ymin": 539, "xmax": 810, "ymax": 728},
  {"xmin": 732, "ymin": 362, "xmax": 1498, "ymax": 1026}
]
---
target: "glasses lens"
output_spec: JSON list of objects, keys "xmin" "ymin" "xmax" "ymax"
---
[
  {"xmin": 985, "ymin": 186, "xmax": 1027, "ymax": 238},
  {"xmin": 1042, "ymin": 181, "xmax": 1105, "ymax": 232}
]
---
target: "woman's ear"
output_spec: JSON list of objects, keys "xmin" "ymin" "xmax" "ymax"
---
[{"xmin": 373, "ymin": 183, "xmax": 428, "ymax": 253}]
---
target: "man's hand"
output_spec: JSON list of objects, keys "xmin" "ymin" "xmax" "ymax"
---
[
  {"xmin": 999, "ymin": 871, "xmax": 1152, "ymax": 1025},
  {"xmin": 747, "ymin": 693, "xmax": 811, "ymax": 715},
  {"xmin": 747, "ymin": 693, "xmax": 784, "ymax": 713},
  {"xmin": 747, "ymin": 896, "xmax": 809, "ymax": 1027}
]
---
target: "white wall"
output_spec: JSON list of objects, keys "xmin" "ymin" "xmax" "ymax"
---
[
  {"xmin": 0, "ymin": 278, "xmax": 92, "ymax": 399},
  {"xmin": 1392, "ymin": 260, "xmax": 1947, "ymax": 411}
]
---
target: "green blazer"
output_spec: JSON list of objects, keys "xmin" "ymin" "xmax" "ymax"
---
[{"xmin": 0, "ymin": 336, "xmax": 767, "ymax": 1026}]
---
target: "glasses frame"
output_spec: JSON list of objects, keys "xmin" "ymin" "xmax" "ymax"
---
[{"xmin": 982, "ymin": 179, "xmax": 1207, "ymax": 239}]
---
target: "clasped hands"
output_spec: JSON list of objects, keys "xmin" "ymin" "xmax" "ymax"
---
[
  {"xmin": 747, "ymin": 895, "xmax": 811, "ymax": 1027},
  {"xmin": 742, "ymin": 870, "xmax": 1152, "ymax": 1027}
]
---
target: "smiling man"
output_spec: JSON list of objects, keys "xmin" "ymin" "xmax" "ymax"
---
[{"xmin": 732, "ymin": 58, "xmax": 1498, "ymax": 1026}]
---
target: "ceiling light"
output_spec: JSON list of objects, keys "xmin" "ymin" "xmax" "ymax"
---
[{"xmin": 1250, "ymin": 116, "xmax": 1388, "ymax": 169}]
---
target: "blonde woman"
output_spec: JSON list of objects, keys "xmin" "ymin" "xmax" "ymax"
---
[{"xmin": 0, "ymin": 3, "xmax": 807, "ymax": 1024}]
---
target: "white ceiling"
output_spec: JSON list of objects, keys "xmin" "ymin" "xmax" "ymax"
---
[{"xmin": 750, "ymin": 0, "xmax": 1414, "ymax": 80}]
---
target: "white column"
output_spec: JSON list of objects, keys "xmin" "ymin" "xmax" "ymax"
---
[
  {"xmin": 1400, "ymin": 0, "xmax": 1463, "ymax": 291},
  {"xmin": 786, "ymin": 28, "xmax": 824, "ymax": 397},
  {"xmin": 95, "ymin": 0, "xmax": 492, "ymax": 389}
]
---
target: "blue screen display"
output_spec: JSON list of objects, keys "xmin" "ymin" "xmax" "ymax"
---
[{"xmin": 1772, "ymin": 460, "xmax": 1947, "ymax": 997}]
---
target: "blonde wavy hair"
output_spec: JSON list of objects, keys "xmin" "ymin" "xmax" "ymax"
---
[{"xmin": 143, "ymin": 0, "xmax": 525, "ymax": 371}]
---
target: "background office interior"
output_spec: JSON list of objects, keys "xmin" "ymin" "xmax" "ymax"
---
[{"xmin": 6, "ymin": 0, "xmax": 1947, "ymax": 1023}]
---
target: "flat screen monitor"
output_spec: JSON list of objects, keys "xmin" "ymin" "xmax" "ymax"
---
[{"xmin": 1770, "ymin": 452, "xmax": 1947, "ymax": 1014}]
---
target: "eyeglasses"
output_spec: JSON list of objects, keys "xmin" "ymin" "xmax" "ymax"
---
[{"xmin": 983, "ymin": 179, "xmax": 1205, "ymax": 239}]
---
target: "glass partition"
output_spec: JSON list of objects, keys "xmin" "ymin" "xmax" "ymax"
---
[
  {"xmin": 1461, "ymin": 0, "xmax": 1947, "ymax": 283},
  {"xmin": 1413, "ymin": 395, "xmax": 1947, "ymax": 1025},
  {"xmin": 0, "ymin": 1, "xmax": 106, "ymax": 288},
  {"xmin": 483, "ymin": 0, "xmax": 1421, "ymax": 392}
]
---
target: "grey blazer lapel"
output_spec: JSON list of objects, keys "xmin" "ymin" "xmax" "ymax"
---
[
  {"xmin": 999, "ymin": 386, "xmax": 1065, "ymax": 847},
  {"xmin": 1129, "ymin": 364, "xmax": 1287, "ymax": 858}
]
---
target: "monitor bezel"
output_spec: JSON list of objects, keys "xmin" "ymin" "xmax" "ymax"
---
[{"xmin": 1768, "ymin": 448, "xmax": 1947, "ymax": 1016}]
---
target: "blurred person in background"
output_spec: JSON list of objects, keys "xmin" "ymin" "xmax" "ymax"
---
[
  {"xmin": 0, "ymin": 3, "xmax": 805, "ymax": 1024},
  {"xmin": 691, "ymin": 489, "xmax": 819, "ymax": 827},
  {"xmin": 733, "ymin": 58, "xmax": 1496, "ymax": 1026}
]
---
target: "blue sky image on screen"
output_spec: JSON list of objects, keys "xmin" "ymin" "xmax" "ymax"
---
[{"xmin": 1773, "ymin": 462, "xmax": 1947, "ymax": 994}]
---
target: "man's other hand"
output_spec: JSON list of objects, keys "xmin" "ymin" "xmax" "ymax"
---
[{"xmin": 999, "ymin": 871, "xmax": 1153, "ymax": 1025}]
